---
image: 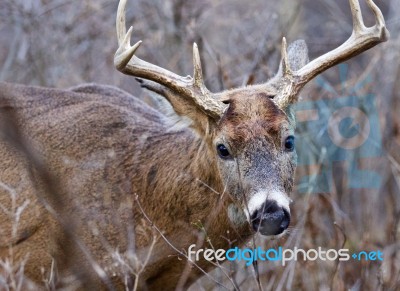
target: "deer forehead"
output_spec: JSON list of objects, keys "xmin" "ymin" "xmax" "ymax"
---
[{"xmin": 216, "ymin": 93, "xmax": 289, "ymax": 146}]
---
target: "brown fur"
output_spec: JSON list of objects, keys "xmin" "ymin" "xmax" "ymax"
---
[
  {"xmin": 0, "ymin": 81, "xmax": 293, "ymax": 289},
  {"xmin": 220, "ymin": 93, "xmax": 287, "ymax": 146},
  {"xmin": 0, "ymin": 25, "xmax": 386, "ymax": 288},
  {"xmin": 0, "ymin": 71, "xmax": 300, "ymax": 289},
  {"xmin": 0, "ymin": 37, "xmax": 310, "ymax": 290}
]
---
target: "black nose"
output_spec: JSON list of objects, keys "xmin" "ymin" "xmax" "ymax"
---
[{"xmin": 251, "ymin": 200, "xmax": 290, "ymax": 236}]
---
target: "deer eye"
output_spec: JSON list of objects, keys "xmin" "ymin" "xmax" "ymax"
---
[
  {"xmin": 284, "ymin": 136, "xmax": 295, "ymax": 152},
  {"xmin": 216, "ymin": 144, "xmax": 231, "ymax": 159}
]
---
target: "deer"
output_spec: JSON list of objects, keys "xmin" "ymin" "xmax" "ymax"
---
[{"xmin": 0, "ymin": 0, "xmax": 388, "ymax": 289}]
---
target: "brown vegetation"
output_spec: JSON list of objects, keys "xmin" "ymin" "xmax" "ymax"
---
[{"xmin": 0, "ymin": 0, "xmax": 399, "ymax": 290}]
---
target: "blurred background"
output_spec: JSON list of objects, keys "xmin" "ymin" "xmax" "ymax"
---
[{"xmin": 0, "ymin": 0, "xmax": 399, "ymax": 290}]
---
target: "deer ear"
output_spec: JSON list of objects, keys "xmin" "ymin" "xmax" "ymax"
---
[
  {"xmin": 272, "ymin": 40, "xmax": 309, "ymax": 118},
  {"xmin": 287, "ymin": 39, "xmax": 309, "ymax": 71},
  {"xmin": 276, "ymin": 39, "xmax": 309, "ymax": 77}
]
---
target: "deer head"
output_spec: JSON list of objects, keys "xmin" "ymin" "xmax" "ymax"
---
[{"xmin": 114, "ymin": 0, "xmax": 388, "ymax": 236}]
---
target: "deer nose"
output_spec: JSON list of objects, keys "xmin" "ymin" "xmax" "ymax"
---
[{"xmin": 251, "ymin": 200, "xmax": 290, "ymax": 236}]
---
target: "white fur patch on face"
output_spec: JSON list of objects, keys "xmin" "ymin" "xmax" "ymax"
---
[{"xmin": 244, "ymin": 190, "xmax": 291, "ymax": 221}]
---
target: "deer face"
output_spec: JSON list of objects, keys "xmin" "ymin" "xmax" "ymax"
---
[
  {"xmin": 214, "ymin": 92, "xmax": 296, "ymax": 236},
  {"xmin": 115, "ymin": 0, "xmax": 389, "ymax": 238}
]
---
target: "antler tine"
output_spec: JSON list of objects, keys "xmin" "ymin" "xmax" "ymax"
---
[
  {"xmin": 193, "ymin": 43, "xmax": 208, "ymax": 92},
  {"xmin": 116, "ymin": 0, "xmax": 127, "ymax": 46},
  {"xmin": 114, "ymin": 0, "xmax": 225, "ymax": 119},
  {"xmin": 114, "ymin": 26, "xmax": 142, "ymax": 71},
  {"xmin": 349, "ymin": 0, "xmax": 364, "ymax": 32},
  {"xmin": 114, "ymin": 0, "xmax": 190, "ymax": 88},
  {"xmin": 365, "ymin": 0, "xmax": 386, "ymax": 30},
  {"xmin": 281, "ymin": 37, "xmax": 292, "ymax": 77},
  {"xmin": 291, "ymin": 0, "xmax": 389, "ymax": 92}
]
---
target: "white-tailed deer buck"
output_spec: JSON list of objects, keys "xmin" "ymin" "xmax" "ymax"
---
[{"xmin": 0, "ymin": 0, "xmax": 388, "ymax": 289}]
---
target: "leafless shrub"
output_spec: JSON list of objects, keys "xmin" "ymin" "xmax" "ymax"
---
[{"xmin": 0, "ymin": 0, "xmax": 399, "ymax": 290}]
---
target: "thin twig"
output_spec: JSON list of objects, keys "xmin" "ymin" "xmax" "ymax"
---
[{"xmin": 134, "ymin": 194, "xmax": 230, "ymax": 290}]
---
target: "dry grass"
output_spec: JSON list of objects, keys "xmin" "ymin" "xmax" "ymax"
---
[{"xmin": 0, "ymin": 0, "xmax": 399, "ymax": 290}]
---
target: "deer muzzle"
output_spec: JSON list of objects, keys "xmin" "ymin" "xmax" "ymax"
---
[
  {"xmin": 247, "ymin": 190, "xmax": 291, "ymax": 236},
  {"xmin": 251, "ymin": 200, "xmax": 290, "ymax": 235}
]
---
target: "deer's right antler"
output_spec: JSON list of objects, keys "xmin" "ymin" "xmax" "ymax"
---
[{"xmin": 114, "ymin": 0, "xmax": 226, "ymax": 120}]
